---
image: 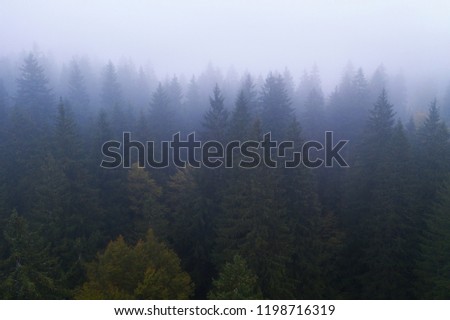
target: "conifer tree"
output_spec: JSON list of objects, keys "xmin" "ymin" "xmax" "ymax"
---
[
  {"xmin": 149, "ymin": 83, "xmax": 175, "ymax": 141},
  {"xmin": 260, "ymin": 73, "xmax": 293, "ymax": 139},
  {"xmin": 416, "ymin": 100, "xmax": 450, "ymax": 211},
  {"xmin": 126, "ymin": 164, "xmax": 167, "ymax": 242},
  {"xmin": 229, "ymin": 90, "xmax": 251, "ymax": 141},
  {"xmin": 164, "ymin": 168, "xmax": 215, "ymax": 298},
  {"xmin": 202, "ymin": 84, "xmax": 228, "ymax": 142},
  {"xmin": 68, "ymin": 60, "xmax": 90, "ymax": 124},
  {"xmin": 416, "ymin": 179, "xmax": 450, "ymax": 298},
  {"xmin": 208, "ymin": 255, "xmax": 262, "ymax": 299},
  {"xmin": 0, "ymin": 210, "xmax": 61, "ymax": 299},
  {"xmin": 342, "ymin": 91, "xmax": 417, "ymax": 298},
  {"xmin": 15, "ymin": 53, "xmax": 53, "ymax": 122}
]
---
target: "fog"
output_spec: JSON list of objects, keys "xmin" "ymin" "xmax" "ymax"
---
[
  {"xmin": 2, "ymin": 0, "xmax": 450, "ymax": 92},
  {"xmin": 3, "ymin": 1, "xmax": 450, "ymax": 301}
]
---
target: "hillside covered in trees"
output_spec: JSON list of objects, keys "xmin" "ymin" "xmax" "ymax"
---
[{"xmin": 1, "ymin": 52, "xmax": 450, "ymax": 299}]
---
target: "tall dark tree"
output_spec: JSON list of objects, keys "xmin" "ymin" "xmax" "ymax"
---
[
  {"xmin": 240, "ymin": 73, "xmax": 259, "ymax": 115},
  {"xmin": 202, "ymin": 84, "xmax": 228, "ymax": 142},
  {"xmin": 416, "ymin": 100, "xmax": 450, "ymax": 212},
  {"xmin": 229, "ymin": 90, "xmax": 251, "ymax": 141},
  {"xmin": 100, "ymin": 61, "xmax": 122, "ymax": 108},
  {"xmin": 260, "ymin": 73, "xmax": 293, "ymax": 139},
  {"xmin": 0, "ymin": 80, "xmax": 7, "ymax": 129},
  {"xmin": 68, "ymin": 59, "xmax": 90, "ymax": 124},
  {"xmin": 215, "ymin": 165, "xmax": 294, "ymax": 299},
  {"xmin": 164, "ymin": 168, "xmax": 215, "ymax": 298},
  {"xmin": 15, "ymin": 53, "xmax": 53, "ymax": 122},
  {"xmin": 183, "ymin": 76, "xmax": 202, "ymax": 131},
  {"xmin": 149, "ymin": 83, "xmax": 175, "ymax": 141},
  {"xmin": 342, "ymin": 91, "xmax": 417, "ymax": 298},
  {"xmin": 302, "ymin": 88, "xmax": 325, "ymax": 141},
  {"xmin": 126, "ymin": 164, "xmax": 167, "ymax": 243},
  {"xmin": 416, "ymin": 179, "xmax": 450, "ymax": 298},
  {"xmin": 0, "ymin": 210, "xmax": 61, "ymax": 299},
  {"xmin": 100, "ymin": 61, "xmax": 124, "ymax": 136}
]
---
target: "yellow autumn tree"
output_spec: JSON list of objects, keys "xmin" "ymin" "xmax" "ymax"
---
[{"xmin": 75, "ymin": 229, "xmax": 193, "ymax": 299}]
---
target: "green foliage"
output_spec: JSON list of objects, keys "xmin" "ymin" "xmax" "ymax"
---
[
  {"xmin": 2, "ymin": 57, "xmax": 450, "ymax": 301},
  {"xmin": 229, "ymin": 90, "xmax": 252, "ymax": 141},
  {"xmin": 416, "ymin": 100, "xmax": 450, "ymax": 209},
  {"xmin": 75, "ymin": 230, "xmax": 193, "ymax": 299},
  {"xmin": 208, "ymin": 255, "xmax": 262, "ymax": 299},
  {"xmin": 260, "ymin": 73, "xmax": 293, "ymax": 139},
  {"xmin": 150, "ymin": 83, "xmax": 176, "ymax": 141},
  {"xmin": 164, "ymin": 167, "xmax": 216, "ymax": 298},
  {"xmin": 202, "ymin": 84, "xmax": 229, "ymax": 142},
  {"xmin": 216, "ymin": 166, "xmax": 295, "ymax": 299},
  {"xmin": 15, "ymin": 54, "xmax": 53, "ymax": 119},
  {"xmin": 416, "ymin": 180, "xmax": 450, "ymax": 298},
  {"xmin": 126, "ymin": 164, "xmax": 167, "ymax": 242},
  {"xmin": 342, "ymin": 92, "xmax": 418, "ymax": 298},
  {"xmin": 0, "ymin": 210, "xmax": 61, "ymax": 299}
]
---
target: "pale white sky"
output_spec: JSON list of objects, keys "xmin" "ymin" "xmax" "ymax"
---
[{"xmin": 1, "ymin": 0, "xmax": 450, "ymax": 89}]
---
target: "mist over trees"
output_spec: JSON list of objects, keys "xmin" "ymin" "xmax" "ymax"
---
[{"xmin": 1, "ymin": 51, "xmax": 450, "ymax": 299}]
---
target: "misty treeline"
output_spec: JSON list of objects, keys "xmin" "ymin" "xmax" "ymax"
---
[{"xmin": 0, "ymin": 52, "xmax": 450, "ymax": 300}]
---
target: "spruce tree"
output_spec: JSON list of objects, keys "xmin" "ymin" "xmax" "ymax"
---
[
  {"xmin": 15, "ymin": 53, "xmax": 53, "ymax": 122},
  {"xmin": 229, "ymin": 90, "xmax": 251, "ymax": 141},
  {"xmin": 208, "ymin": 255, "xmax": 262, "ymax": 299},
  {"xmin": 202, "ymin": 84, "xmax": 228, "ymax": 142},
  {"xmin": 260, "ymin": 73, "xmax": 293, "ymax": 140},
  {"xmin": 0, "ymin": 210, "xmax": 61, "ymax": 298},
  {"xmin": 126, "ymin": 164, "xmax": 167, "ymax": 242},
  {"xmin": 416, "ymin": 179, "xmax": 450, "ymax": 298},
  {"xmin": 342, "ymin": 91, "xmax": 417, "ymax": 298}
]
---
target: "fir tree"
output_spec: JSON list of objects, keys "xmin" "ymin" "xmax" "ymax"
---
[
  {"xmin": 208, "ymin": 255, "xmax": 262, "ymax": 299},
  {"xmin": 202, "ymin": 84, "xmax": 228, "ymax": 142},
  {"xmin": 15, "ymin": 53, "xmax": 53, "ymax": 122},
  {"xmin": 0, "ymin": 210, "xmax": 61, "ymax": 298},
  {"xmin": 260, "ymin": 73, "xmax": 293, "ymax": 140}
]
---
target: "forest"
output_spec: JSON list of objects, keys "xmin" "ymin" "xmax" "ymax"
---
[{"xmin": 0, "ymin": 52, "xmax": 450, "ymax": 300}]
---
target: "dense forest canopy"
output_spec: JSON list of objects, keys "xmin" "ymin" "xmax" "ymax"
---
[{"xmin": 0, "ymin": 50, "xmax": 450, "ymax": 299}]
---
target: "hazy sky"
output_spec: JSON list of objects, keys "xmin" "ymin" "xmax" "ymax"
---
[{"xmin": 1, "ymin": 0, "xmax": 450, "ymax": 89}]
